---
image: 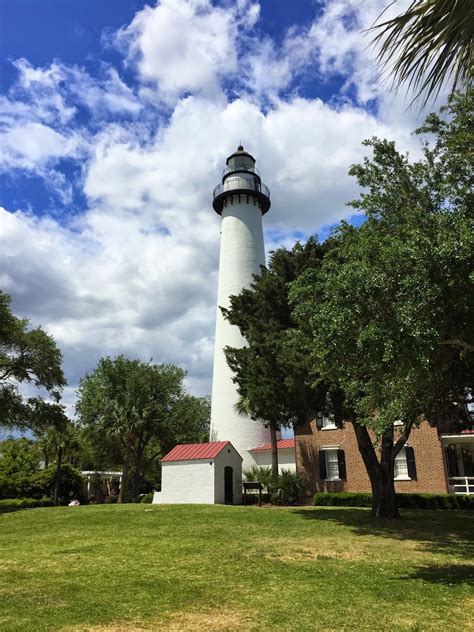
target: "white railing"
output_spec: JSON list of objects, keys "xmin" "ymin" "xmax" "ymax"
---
[{"xmin": 448, "ymin": 477, "xmax": 474, "ymax": 494}]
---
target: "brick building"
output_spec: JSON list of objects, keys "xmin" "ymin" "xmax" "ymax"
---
[{"xmin": 294, "ymin": 412, "xmax": 474, "ymax": 502}]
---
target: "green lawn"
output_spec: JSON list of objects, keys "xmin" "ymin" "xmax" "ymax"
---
[{"xmin": 1, "ymin": 505, "xmax": 473, "ymax": 631}]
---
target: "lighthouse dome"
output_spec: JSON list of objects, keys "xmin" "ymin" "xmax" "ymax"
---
[{"xmin": 213, "ymin": 145, "xmax": 270, "ymax": 215}]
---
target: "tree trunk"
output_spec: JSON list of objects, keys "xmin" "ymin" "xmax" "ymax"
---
[
  {"xmin": 372, "ymin": 462, "xmax": 399, "ymax": 519},
  {"xmin": 269, "ymin": 424, "xmax": 279, "ymax": 482},
  {"xmin": 352, "ymin": 421, "xmax": 399, "ymax": 519},
  {"xmin": 53, "ymin": 444, "xmax": 63, "ymax": 505},
  {"xmin": 131, "ymin": 467, "xmax": 144, "ymax": 500},
  {"xmin": 376, "ymin": 432, "xmax": 399, "ymax": 519},
  {"xmin": 118, "ymin": 434, "xmax": 133, "ymax": 504},
  {"xmin": 131, "ymin": 438, "xmax": 147, "ymax": 501}
]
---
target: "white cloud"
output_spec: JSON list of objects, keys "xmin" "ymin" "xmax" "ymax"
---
[
  {"xmin": 0, "ymin": 205, "xmax": 218, "ymax": 394},
  {"xmin": 118, "ymin": 0, "xmax": 239, "ymax": 103},
  {"xmin": 2, "ymin": 122, "xmax": 83, "ymax": 166}
]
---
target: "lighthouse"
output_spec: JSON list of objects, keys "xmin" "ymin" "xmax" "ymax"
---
[
  {"xmin": 152, "ymin": 146, "xmax": 294, "ymax": 506},
  {"xmin": 209, "ymin": 145, "xmax": 273, "ymax": 469}
]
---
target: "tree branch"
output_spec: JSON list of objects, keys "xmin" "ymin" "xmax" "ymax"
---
[
  {"xmin": 393, "ymin": 419, "xmax": 415, "ymax": 456},
  {"xmin": 440, "ymin": 339, "xmax": 474, "ymax": 353}
]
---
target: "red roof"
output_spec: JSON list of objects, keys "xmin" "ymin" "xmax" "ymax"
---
[
  {"xmin": 161, "ymin": 441, "xmax": 231, "ymax": 462},
  {"xmin": 249, "ymin": 438, "xmax": 295, "ymax": 452}
]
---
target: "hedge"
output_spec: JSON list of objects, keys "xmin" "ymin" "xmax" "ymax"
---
[
  {"xmin": 140, "ymin": 492, "xmax": 154, "ymax": 503},
  {"xmin": 313, "ymin": 492, "xmax": 474, "ymax": 510},
  {"xmin": 0, "ymin": 497, "xmax": 54, "ymax": 513}
]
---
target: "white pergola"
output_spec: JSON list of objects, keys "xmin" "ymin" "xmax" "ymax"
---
[{"xmin": 81, "ymin": 471, "xmax": 123, "ymax": 497}]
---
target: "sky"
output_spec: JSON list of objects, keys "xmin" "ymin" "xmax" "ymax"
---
[{"xmin": 0, "ymin": 0, "xmax": 440, "ymax": 417}]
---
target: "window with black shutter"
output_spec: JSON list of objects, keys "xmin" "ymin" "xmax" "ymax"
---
[
  {"xmin": 318, "ymin": 450, "xmax": 327, "ymax": 480},
  {"xmin": 337, "ymin": 449, "xmax": 346, "ymax": 480},
  {"xmin": 405, "ymin": 446, "xmax": 417, "ymax": 480}
]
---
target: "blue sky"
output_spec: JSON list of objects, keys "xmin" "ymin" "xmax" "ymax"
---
[{"xmin": 0, "ymin": 0, "xmax": 433, "ymax": 415}]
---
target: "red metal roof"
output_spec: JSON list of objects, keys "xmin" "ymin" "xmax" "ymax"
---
[
  {"xmin": 161, "ymin": 441, "xmax": 231, "ymax": 462},
  {"xmin": 249, "ymin": 438, "xmax": 295, "ymax": 452}
]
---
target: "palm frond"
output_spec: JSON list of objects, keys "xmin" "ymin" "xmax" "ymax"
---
[{"xmin": 369, "ymin": 0, "xmax": 474, "ymax": 106}]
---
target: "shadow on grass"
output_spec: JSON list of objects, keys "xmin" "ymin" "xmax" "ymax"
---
[
  {"xmin": 403, "ymin": 563, "xmax": 474, "ymax": 586},
  {"xmin": 291, "ymin": 507, "xmax": 474, "ymax": 563}
]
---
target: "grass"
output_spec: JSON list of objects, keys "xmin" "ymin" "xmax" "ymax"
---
[{"xmin": 1, "ymin": 505, "xmax": 473, "ymax": 631}]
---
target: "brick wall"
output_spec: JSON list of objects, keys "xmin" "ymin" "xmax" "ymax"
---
[{"xmin": 295, "ymin": 419, "xmax": 448, "ymax": 503}]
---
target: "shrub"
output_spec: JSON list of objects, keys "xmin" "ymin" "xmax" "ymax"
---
[
  {"xmin": 243, "ymin": 465, "xmax": 274, "ymax": 492},
  {"xmin": 140, "ymin": 492, "xmax": 154, "ymax": 504},
  {"xmin": 272, "ymin": 469, "xmax": 303, "ymax": 506},
  {"xmin": 313, "ymin": 492, "xmax": 474, "ymax": 510},
  {"xmin": 0, "ymin": 438, "xmax": 42, "ymax": 499},
  {"xmin": 243, "ymin": 467, "xmax": 303, "ymax": 505},
  {"xmin": 313, "ymin": 492, "xmax": 372, "ymax": 507},
  {"xmin": 0, "ymin": 497, "xmax": 54, "ymax": 513},
  {"xmin": 30, "ymin": 463, "xmax": 86, "ymax": 504}
]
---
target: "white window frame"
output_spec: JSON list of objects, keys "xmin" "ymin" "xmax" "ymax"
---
[
  {"xmin": 322, "ymin": 447, "xmax": 340, "ymax": 481},
  {"xmin": 393, "ymin": 446, "xmax": 410, "ymax": 481},
  {"xmin": 319, "ymin": 411, "xmax": 337, "ymax": 430}
]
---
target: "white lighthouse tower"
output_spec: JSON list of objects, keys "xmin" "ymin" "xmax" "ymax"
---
[{"xmin": 209, "ymin": 145, "xmax": 273, "ymax": 468}]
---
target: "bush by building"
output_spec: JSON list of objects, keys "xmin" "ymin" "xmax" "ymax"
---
[{"xmin": 313, "ymin": 492, "xmax": 474, "ymax": 510}]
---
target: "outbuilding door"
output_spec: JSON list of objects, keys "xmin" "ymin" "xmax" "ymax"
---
[{"xmin": 224, "ymin": 466, "xmax": 233, "ymax": 504}]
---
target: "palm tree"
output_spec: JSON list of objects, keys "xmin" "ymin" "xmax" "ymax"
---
[{"xmin": 370, "ymin": 0, "xmax": 473, "ymax": 105}]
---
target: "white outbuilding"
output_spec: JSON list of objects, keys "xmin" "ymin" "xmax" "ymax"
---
[
  {"xmin": 248, "ymin": 438, "xmax": 296, "ymax": 473},
  {"xmin": 152, "ymin": 441, "xmax": 243, "ymax": 505}
]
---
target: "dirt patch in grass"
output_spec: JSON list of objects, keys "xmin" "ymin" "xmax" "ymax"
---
[
  {"xmin": 261, "ymin": 533, "xmax": 444, "ymax": 565},
  {"xmin": 69, "ymin": 609, "xmax": 256, "ymax": 632},
  {"xmin": 260, "ymin": 536, "xmax": 371, "ymax": 562},
  {"xmin": 67, "ymin": 623, "xmax": 148, "ymax": 632},
  {"xmin": 159, "ymin": 609, "xmax": 256, "ymax": 631}
]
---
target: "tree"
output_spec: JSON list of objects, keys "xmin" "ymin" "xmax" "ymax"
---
[
  {"xmin": 36, "ymin": 414, "xmax": 80, "ymax": 504},
  {"xmin": 76, "ymin": 356, "xmax": 210, "ymax": 502},
  {"xmin": 0, "ymin": 438, "xmax": 41, "ymax": 499},
  {"xmin": 129, "ymin": 394, "xmax": 210, "ymax": 499},
  {"xmin": 370, "ymin": 0, "xmax": 473, "ymax": 105},
  {"xmin": 223, "ymin": 239, "xmax": 330, "ymax": 481},
  {"xmin": 290, "ymin": 92, "xmax": 473, "ymax": 517},
  {"xmin": 0, "ymin": 291, "xmax": 66, "ymax": 430}
]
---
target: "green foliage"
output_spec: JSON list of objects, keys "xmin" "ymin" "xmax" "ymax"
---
[
  {"xmin": 31, "ymin": 463, "xmax": 86, "ymax": 504},
  {"xmin": 244, "ymin": 466, "xmax": 302, "ymax": 505},
  {"xmin": 0, "ymin": 437, "xmax": 85, "ymax": 504},
  {"xmin": 313, "ymin": 492, "xmax": 474, "ymax": 510},
  {"xmin": 224, "ymin": 239, "xmax": 329, "ymax": 430},
  {"xmin": 370, "ymin": 0, "xmax": 472, "ymax": 106},
  {"xmin": 396, "ymin": 492, "xmax": 474, "ymax": 510},
  {"xmin": 140, "ymin": 492, "xmax": 154, "ymax": 503},
  {"xmin": 0, "ymin": 291, "xmax": 66, "ymax": 430},
  {"xmin": 77, "ymin": 355, "xmax": 210, "ymax": 500},
  {"xmin": 291, "ymin": 92, "xmax": 474, "ymax": 436},
  {"xmin": 271, "ymin": 469, "xmax": 303, "ymax": 506},
  {"xmin": 36, "ymin": 420, "xmax": 80, "ymax": 468},
  {"xmin": 243, "ymin": 465, "xmax": 274, "ymax": 491},
  {"xmin": 314, "ymin": 492, "xmax": 374, "ymax": 507},
  {"xmin": 289, "ymin": 93, "xmax": 473, "ymax": 518},
  {"xmin": 0, "ymin": 438, "xmax": 42, "ymax": 499},
  {"xmin": 0, "ymin": 497, "xmax": 54, "ymax": 512}
]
